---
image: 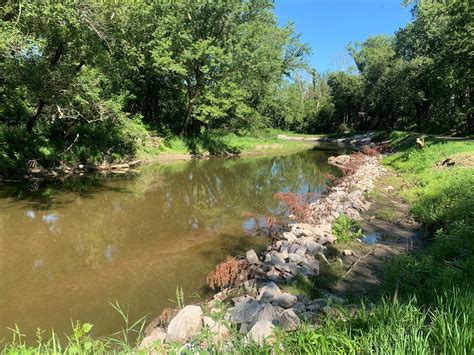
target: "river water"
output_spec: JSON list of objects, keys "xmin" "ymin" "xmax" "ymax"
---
[{"xmin": 0, "ymin": 145, "xmax": 344, "ymax": 340}]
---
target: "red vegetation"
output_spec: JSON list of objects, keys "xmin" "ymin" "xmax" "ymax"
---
[
  {"xmin": 360, "ymin": 144, "xmax": 380, "ymax": 157},
  {"xmin": 274, "ymin": 192, "xmax": 313, "ymax": 222},
  {"xmin": 207, "ymin": 256, "xmax": 249, "ymax": 290},
  {"xmin": 339, "ymin": 153, "xmax": 366, "ymax": 176}
]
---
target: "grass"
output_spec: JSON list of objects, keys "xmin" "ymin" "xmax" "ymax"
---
[{"xmin": 138, "ymin": 129, "xmax": 314, "ymax": 159}]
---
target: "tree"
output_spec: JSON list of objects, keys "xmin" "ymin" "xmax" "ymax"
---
[{"xmin": 327, "ymin": 72, "xmax": 363, "ymax": 130}]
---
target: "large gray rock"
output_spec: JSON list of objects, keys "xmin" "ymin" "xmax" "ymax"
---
[
  {"xmin": 305, "ymin": 240, "xmax": 324, "ymax": 253},
  {"xmin": 295, "ymin": 246, "xmax": 307, "ymax": 256},
  {"xmin": 288, "ymin": 243, "xmax": 299, "ymax": 254},
  {"xmin": 251, "ymin": 303, "xmax": 283, "ymax": 327},
  {"xmin": 288, "ymin": 253, "xmax": 304, "ymax": 264},
  {"xmin": 230, "ymin": 300, "xmax": 262, "ymax": 324},
  {"xmin": 246, "ymin": 320, "xmax": 274, "ymax": 344},
  {"xmin": 280, "ymin": 309, "xmax": 300, "ymax": 331},
  {"xmin": 232, "ymin": 294, "xmax": 254, "ymax": 305},
  {"xmin": 303, "ymin": 256, "xmax": 320, "ymax": 274},
  {"xmin": 257, "ymin": 282, "xmax": 281, "ymax": 300},
  {"xmin": 139, "ymin": 327, "xmax": 166, "ymax": 349},
  {"xmin": 165, "ymin": 305, "xmax": 203, "ymax": 344},
  {"xmin": 271, "ymin": 293, "xmax": 297, "ymax": 309},
  {"xmin": 271, "ymin": 253, "xmax": 286, "ymax": 266},
  {"xmin": 246, "ymin": 249, "xmax": 261, "ymax": 264}
]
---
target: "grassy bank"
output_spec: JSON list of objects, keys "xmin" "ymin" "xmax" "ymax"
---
[
  {"xmin": 268, "ymin": 136, "xmax": 474, "ymax": 353},
  {"xmin": 0, "ymin": 127, "xmax": 314, "ymax": 178}
]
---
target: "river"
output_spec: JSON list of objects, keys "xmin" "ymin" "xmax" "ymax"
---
[{"xmin": 0, "ymin": 145, "xmax": 345, "ymax": 340}]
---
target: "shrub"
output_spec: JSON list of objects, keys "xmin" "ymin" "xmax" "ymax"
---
[{"xmin": 207, "ymin": 256, "xmax": 249, "ymax": 290}]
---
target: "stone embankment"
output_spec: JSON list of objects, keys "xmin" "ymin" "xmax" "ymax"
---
[
  {"xmin": 278, "ymin": 132, "xmax": 376, "ymax": 147},
  {"xmin": 140, "ymin": 151, "xmax": 387, "ymax": 350}
]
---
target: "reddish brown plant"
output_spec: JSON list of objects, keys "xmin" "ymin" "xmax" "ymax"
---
[
  {"xmin": 207, "ymin": 256, "xmax": 249, "ymax": 290},
  {"xmin": 360, "ymin": 144, "xmax": 380, "ymax": 157},
  {"xmin": 274, "ymin": 192, "xmax": 313, "ymax": 222}
]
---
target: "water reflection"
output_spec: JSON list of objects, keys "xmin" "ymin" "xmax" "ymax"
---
[{"xmin": 0, "ymin": 146, "xmax": 344, "ymax": 339}]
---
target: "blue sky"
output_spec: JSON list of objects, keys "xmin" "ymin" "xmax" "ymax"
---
[{"xmin": 275, "ymin": 0, "xmax": 413, "ymax": 72}]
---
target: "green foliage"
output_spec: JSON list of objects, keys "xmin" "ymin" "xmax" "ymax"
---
[
  {"xmin": 276, "ymin": 289, "xmax": 473, "ymax": 354},
  {"xmin": 0, "ymin": 1, "xmax": 308, "ymax": 174},
  {"xmin": 332, "ymin": 214, "xmax": 363, "ymax": 242}
]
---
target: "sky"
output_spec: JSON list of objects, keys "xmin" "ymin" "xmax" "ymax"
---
[{"xmin": 275, "ymin": 0, "xmax": 413, "ymax": 72}]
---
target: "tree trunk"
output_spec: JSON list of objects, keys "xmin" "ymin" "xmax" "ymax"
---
[{"xmin": 26, "ymin": 99, "xmax": 44, "ymax": 134}]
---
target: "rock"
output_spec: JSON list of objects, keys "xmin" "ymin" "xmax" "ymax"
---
[
  {"xmin": 280, "ymin": 309, "xmax": 300, "ymax": 331},
  {"xmin": 288, "ymin": 253, "xmax": 304, "ymax": 264},
  {"xmin": 288, "ymin": 243, "xmax": 299, "ymax": 254},
  {"xmin": 239, "ymin": 322, "xmax": 250, "ymax": 334},
  {"xmin": 342, "ymin": 249, "xmax": 354, "ymax": 256},
  {"xmin": 233, "ymin": 295, "xmax": 254, "ymax": 305},
  {"xmin": 264, "ymin": 253, "xmax": 272, "ymax": 263},
  {"xmin": 246, "ymin": 249, "xmax": 261, "ymax": 264},
  {"xmin": 318, "ymin": 234, "xmax": 336, "ymax": 245},
  {"xmin": 258, "ymin": 282, "xmax": 281, "ymax": 300},
  {"xmin": 165, "ymin": 305, "xmax": 203, "ymax": 344},
  {"xmin": 266, "ymin": 268, "xmax": 281, "ymax": 282},
  {"xmin": 303, "ymin": 256, "xmax": 319, "ymax": 273},
  {"xmin": 292, "ymin": 302, "xmax": 306, "ymax": 314},
  {"xmin": 271, "ymin": 253, "xmax": 286, "ymax": 266},
  {"xmin": 271, "ymin": 293, "xmax": 297, "ymax": 309},
  {"xmin": 139, "ymin": 327, "xmax": 166, "ymax": 349},
  {"xmin": 230, "ymin": 300, "xmax": 262, "ymax": 324},
  {"xmin": 295, "ymin": 246, "xmax": 307, "ymax": 256},
  {"xmin": 203, "ymin": 316, "xmax": 230, "ymax": 343},
  {"xmin": 246, "ymin": 320, "xmax": 274, "ymax": 344},
  {"xmin": 305, "ymin": 240, "xmax": 324, "ymax": 253},
  {"xmin": 282, "ymin": 232, "xmax": 297, "ymax": 242},
  {"xmin": 251, "ymin": 303, "xmax": 283, "ymax": 327}
]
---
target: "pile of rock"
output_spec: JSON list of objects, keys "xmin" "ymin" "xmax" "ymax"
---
[{"xmin": 143, "ymin": 153, "xmax": 386, "ymax": 350}]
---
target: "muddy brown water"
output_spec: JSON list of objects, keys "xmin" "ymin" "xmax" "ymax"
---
[{"xmin": 0, "ymin": 145, "xmax": 345, "ymax": 340}]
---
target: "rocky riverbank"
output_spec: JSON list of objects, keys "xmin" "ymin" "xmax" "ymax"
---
[
  {"xmin": 278, "ymin": 132, "xmax": 377, "ymax": 147},
  {"xmin": 139, "ymin": 150, "xmax": 388, "ymax": 351}
]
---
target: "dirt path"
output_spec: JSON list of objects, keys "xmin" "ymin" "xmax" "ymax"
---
[{"xmin": 328, "ymin": 172, "xmax": 423, "ymax": 299}]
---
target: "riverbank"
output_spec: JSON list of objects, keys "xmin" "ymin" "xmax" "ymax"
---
[
  {"xmin": 2, "ymin": 134, "xmax": 472, "ymax": 353},
  {"xmin": 0, "ymin": 130, "xmax": 315, "ymax": 181}
]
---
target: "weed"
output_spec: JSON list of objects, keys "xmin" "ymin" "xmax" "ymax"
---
[{"xmin": 332, "ymin": 214, "xmax": 363, "ymax": 242}]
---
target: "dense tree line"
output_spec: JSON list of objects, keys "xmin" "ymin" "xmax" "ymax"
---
[
  {"xmin": 277, "ymin": 0, "xmax": 472, "ymax": 135},
  {"xmin": 0, "ymin": 0, "xmax": 471, "ymax": 173},
  {"xmin": 0, "ymin": 0, "xmax": 307, "ymax": 169}
]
